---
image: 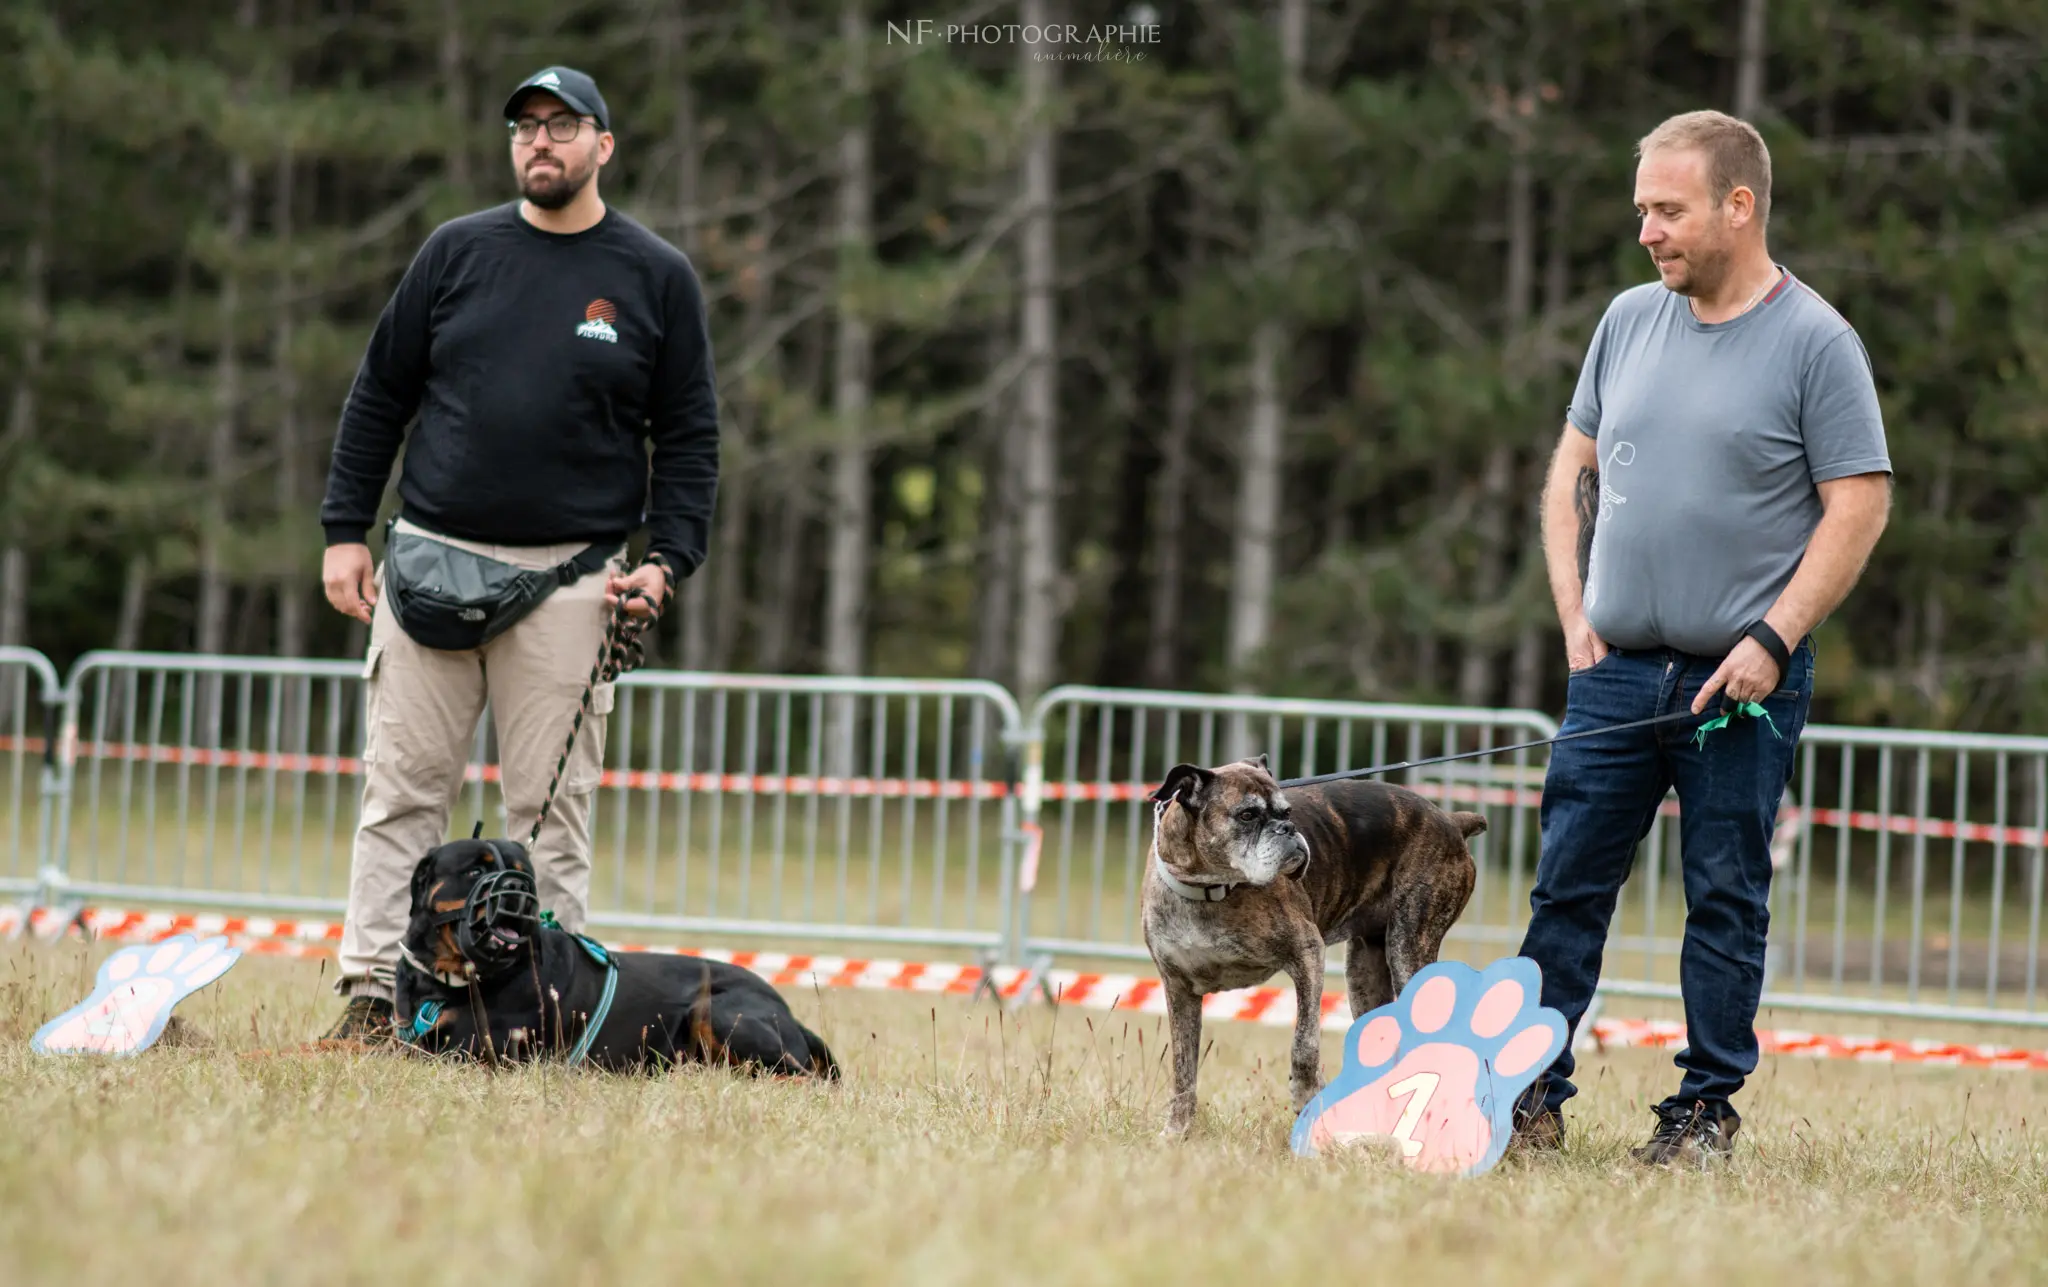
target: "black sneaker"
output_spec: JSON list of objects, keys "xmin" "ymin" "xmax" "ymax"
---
[
  {"xmin": 317, "ymin": 994, "xmax": 395, "ymax": 1046},
  {"xmin": 1630, "ymin": 1102, "xmax": 1740, "ymax": 1168}
]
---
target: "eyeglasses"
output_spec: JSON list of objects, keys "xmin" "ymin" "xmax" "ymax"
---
[{"xmin": 509, "ymin": 115, "xmax": 590, "ymax": 144}]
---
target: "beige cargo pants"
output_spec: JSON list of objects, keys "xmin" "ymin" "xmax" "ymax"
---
[{"xmin": 336, "ymin": 517, "xmax": 628, "ymax": 1001}]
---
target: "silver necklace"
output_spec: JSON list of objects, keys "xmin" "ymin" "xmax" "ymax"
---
[{"xmin": 1695, "ymin": 268, "xmax": 1779, "ymax": 321}]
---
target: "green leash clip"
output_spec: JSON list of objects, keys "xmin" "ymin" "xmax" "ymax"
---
[{"xmin": 1694, "ymin": 700, "xmax": 1780, "ymax": 749}]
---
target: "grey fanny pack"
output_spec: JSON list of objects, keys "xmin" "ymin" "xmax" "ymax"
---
[{"xmin": 382, "ymin": 518, "xmax": 620, "ymax": 652}]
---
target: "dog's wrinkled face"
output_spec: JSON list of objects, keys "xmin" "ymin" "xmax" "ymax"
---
[
  {"xmin": 1151, "ymin": 754, "xmax": 1310, "ymax": 886},
  {"xmin": 404, "ymin": 838, "xmax": 539, "ymax": 982}
]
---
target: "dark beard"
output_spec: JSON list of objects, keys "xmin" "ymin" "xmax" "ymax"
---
[
  {"xmin": 521, "ymin": 164, "xmax": 587, "ymax": 210},
  {"xmin": 1679, "ymin": 244, "xmax": 1734, "ymax": 298}
]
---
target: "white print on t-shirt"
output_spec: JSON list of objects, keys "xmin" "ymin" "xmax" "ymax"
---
[
  {"xmin": 1598, "ymin": 440, "xmax": 1635, "ymax": 521},
  {"xmin": 1585, "ymin": 440, "xmax": 1634, "ymax": 616}
]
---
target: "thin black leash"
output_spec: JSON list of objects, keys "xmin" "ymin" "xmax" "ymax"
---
[
  {"xmin": 527, "ymin": 552, "xmax": 674, "ymax": 847},
  {"xmin": 517, "ymin": 553, "xmax": 669, "ymax": 1064},
  {"xmin": 1275, "ymin": 702, "xmax": 1735, "ymax": 790},
  {"xmin": 420, "ymin": 555, "xmax": 670, "ymax": 1066}
]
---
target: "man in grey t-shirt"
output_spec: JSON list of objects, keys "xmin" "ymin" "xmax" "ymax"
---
[{"xmin": 1509, "ymin": 110, "xmax": 1892, "ymax": 1167}]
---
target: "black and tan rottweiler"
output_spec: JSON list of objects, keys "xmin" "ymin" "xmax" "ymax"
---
[{"xmin": 393, "ymin": 837, "xmax": 838, "ymax": 1079}]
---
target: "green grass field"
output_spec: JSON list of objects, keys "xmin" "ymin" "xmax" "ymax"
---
[{"xmin": 2, "ymin": 937, "xmax": 2044, "ymax": 1287}]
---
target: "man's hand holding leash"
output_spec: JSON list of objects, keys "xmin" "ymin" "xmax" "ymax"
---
[
  {"xmin": 605, "ymin": 561, "xmax": 670, "ymax": 619},
  {"xmin": 1691, "ymin": 628, "xmax": 1784, "ymax": 713}
]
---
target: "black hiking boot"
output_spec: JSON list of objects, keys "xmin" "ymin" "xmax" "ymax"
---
[
  {"xmin": 1506, "ymin": 1080, "xmax": 1567, "ymax": 1154},
  {"xmin": 317, "ymin": 994, "xmax": 395, "ymax": 1047},
  {"xmin": 1630, "ymin": 1101, "xmax": 1740, "ymax": 1169},
  {"xmin": 1509, "ymin": 1105, "xmax": 1567, "ymax": 1153}
]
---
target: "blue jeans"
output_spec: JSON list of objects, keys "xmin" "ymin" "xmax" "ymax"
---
[{"xmin": 1517, "ymin": 637, "xmax": 1814, "ymax": 1121}]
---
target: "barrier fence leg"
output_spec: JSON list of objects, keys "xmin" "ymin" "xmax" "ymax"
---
[
  {"xmin": 33, "ymin": 692, "xmax": 64, "ymax": 909},
  {"xmin": 1573, "ymin": 992, "xmax": 1605, "ymax": 1055},
  {"xmin": 975, "ymin": 727, "xmax": 1057, "ymax": 1010},
  {"xmin": 32, "ymin": 690, "xmax": 85, "ymax": 939},
  {"xmin": 1003, "ymin": 819, "xmax": 1055, "ymax": 1013}
]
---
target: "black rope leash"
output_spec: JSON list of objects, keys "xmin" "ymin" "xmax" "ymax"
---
[
  {"xmin": 1275, "ymin": 701, "xmax": 1746, "ymax": 791},
  {"xmin": 527, "ymin": 552, "xmax": 674, "ymax": 847}
]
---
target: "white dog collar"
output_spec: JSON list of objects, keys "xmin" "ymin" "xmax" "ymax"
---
[
  {"xmin": 1155, "ymin": 860, "xmax": 1237, "ymax": 902},
  {"xmin": 1150, "ymin": 795, "xmax": 1239, "ymax": 901},
  {"xmin": 400, "ymin": 941, "xmax": 471, "ymax": 989}
]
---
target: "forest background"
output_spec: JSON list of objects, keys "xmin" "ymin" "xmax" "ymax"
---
[{"xmin": 5, "ymin": 0, "xmax": 2048, "ymax": 734}]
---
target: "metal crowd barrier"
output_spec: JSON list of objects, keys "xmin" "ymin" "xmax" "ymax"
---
[
  {"xmin": 0, "ymin": 645, "xmax": 63, "ymax": 898},
  {"xmin": 6, "ymin": 644, "xmax": 2046, "ymax": 1031},
  {"xmin": 1758, "ymin": 726, "xmax": 2048, "ymax": 1027},
  {"xmin": 1568, "ymin": 726, "xmax": 2048, "ymax": 1030},
  {"xmin": 578, "ymin": 671, "xmax": 1027, "ymax": 961},
  {"xmin": 38, "ymin": 650, "xmax": 1028, "ymax": 968},
  {"xmin": 53, "ymin": 652, "xmax": 369, "ymax": 915}
]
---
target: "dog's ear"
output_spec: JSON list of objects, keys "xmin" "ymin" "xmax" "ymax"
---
[
  {"xmin": 408, "ymin": 851, "xmax": 439, "ymax": 913},
  {"xmin": 487, "ymin": 840, "xmax": 536, "ymax": 877},
  {"xmin": 1245, "ymin": 752, "xmax": 1271, "ymax": 775},
  {"xmin": 1151, "ymin": 763, "xmax": 1214, "ymax": 810}
]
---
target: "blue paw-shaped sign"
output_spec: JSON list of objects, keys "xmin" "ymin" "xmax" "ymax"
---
[
  {"xmin": 32, "ymin": 934, "xmax": 241, "ymax": 1056},
  {"xmin": 1291, "ymin": 956, "xmax": 1567, "ymax": 1176}
]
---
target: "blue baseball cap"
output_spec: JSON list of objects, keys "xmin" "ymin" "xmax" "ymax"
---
[{"xmin": 504, "ymin": 66, "xmax": 610, "ymax": 132}]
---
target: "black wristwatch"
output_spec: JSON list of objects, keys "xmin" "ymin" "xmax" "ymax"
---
[{"xmin": 1744, "ymin": 619, "xmax": 1791, "ymax": 679}]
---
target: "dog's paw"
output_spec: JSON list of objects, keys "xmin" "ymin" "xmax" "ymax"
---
[
  {"xmin": 1290, "ymin": 957, "xmax": 1566, "ymax": 1176},
  {"xmin": 1290, "ymin": 1079, "xmax": 1320, "ymax": 1113},
  {"xmin": 32, "ymin": 935, "xmax": 241, "ymax": 1057}
]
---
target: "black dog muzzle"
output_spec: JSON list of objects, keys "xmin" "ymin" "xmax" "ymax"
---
[{"xmin": 431, "ymin": 865, "xmax": 541, "ymax": 979}]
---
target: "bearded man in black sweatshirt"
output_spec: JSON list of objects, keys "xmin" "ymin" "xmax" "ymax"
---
[{"xmin": 313, "ymin": 66, "xmax": 719, "ymax": 1044}]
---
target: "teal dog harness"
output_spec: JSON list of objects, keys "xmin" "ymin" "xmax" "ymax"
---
[
  {"xmin": 562, "ymin": 927, "xmax": 619, "ymax": 1068},
  {"xmin": 405, "ymin": 916, "xmax": 618, "ymax": 1067}
]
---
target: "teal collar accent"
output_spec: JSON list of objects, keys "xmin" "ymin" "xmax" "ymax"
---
[
  {"xmin": 564, "ymin": 933, "xmax": 618, "ymax": 1068},
  {"xmin": 409, "ymin": 999, "xmax": 444, "ymax": 1042}
]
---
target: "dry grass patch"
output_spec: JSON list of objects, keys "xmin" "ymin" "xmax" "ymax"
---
[{"xmin": 1, "ymin": 938, "xmax": 2043, "ymax": 1287}]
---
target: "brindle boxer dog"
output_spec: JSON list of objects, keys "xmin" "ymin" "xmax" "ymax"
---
[{"xmin": 1142, "ymin": 754, "xmax": 1485, "ymax": 1136}]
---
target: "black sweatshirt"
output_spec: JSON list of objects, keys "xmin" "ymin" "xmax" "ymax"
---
[{"xmin": 319, "ymin": 202, "xmax": 719, "ymax": 577}]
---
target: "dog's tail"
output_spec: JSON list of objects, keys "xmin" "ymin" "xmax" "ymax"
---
[{"xmin": 1449, "ymin": 810, "xmax": 1488, "ymax": 840}]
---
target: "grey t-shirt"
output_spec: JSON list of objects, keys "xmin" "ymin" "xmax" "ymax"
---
[{"xmin": 1569, "ymin": 268, "xmax": 1891, "ymax": 656}]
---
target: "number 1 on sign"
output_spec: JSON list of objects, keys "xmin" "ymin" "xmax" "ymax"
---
[{"xmin": 1386, "ymin": 1071, "xmax": 1441, "ymax": 1157}]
